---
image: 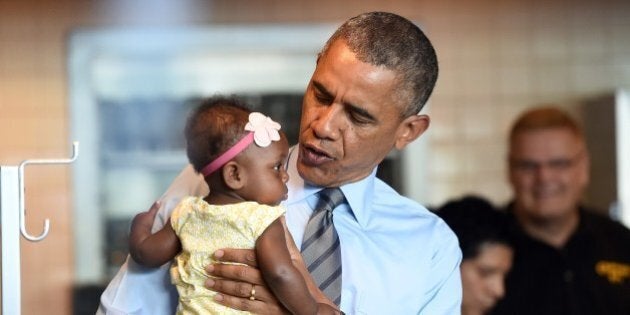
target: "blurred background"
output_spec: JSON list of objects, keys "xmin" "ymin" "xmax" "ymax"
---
[{"xmin": 1, "ymin": 0, "xmax": 629, "ymax": 313}]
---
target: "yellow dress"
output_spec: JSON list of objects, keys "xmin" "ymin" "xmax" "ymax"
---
[{"xmin": 170, "ymin": 196, "xmax": 285, "ymax": 315}]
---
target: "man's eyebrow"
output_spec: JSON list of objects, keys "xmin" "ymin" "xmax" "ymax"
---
[
  {"xmin": 312, "ymin": 81, "xmax": 332, "ymax": 97},
  {"xmin": 312, "ymin": 80, "xmax": 377, "ymax": 123},
  {"xmin": 345, "ymin": 102, "xmax": 376, "ymax": 122}
]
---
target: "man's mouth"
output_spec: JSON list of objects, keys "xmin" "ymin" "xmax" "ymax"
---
[
  {"xmin": 300, "ymin": 144, "xmax": 334, "ymax": 166},
  {"xmin": 533, "ymin": 185, "xmax": 561, "ymax": 199}
]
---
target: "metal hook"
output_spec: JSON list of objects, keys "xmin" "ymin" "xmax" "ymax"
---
[{"xmin": 18, "ymin": 142, "xmax": 79, "ymax": 242}]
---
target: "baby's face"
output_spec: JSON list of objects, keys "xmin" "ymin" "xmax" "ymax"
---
[{"xmin": 237, "ymin": 133, "xmax": 290, "ymax": 206}]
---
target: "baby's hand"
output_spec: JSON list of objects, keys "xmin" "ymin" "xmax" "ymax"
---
[
  {"xmin": 128, "ymin": 200, "xmax": 180, "ymax": 267},
  {"xmin": 128, "ymin": 201, "xmax": 162, "ymax": 264},
  {"xmin": 130, "ymin": 201, "xmax": 161, "ymax": 233}
]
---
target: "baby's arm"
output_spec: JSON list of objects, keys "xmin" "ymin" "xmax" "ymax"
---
[
  {"xmin": 256, "ymin": 217, "xmax": 339, "ymax": 315},
  {"xmin": 281, "ymin": 218, "xmax": 337, "ymax": 309},
  {"xmin": 128, "ymin": 203, "xmax": 181, "ymax": 267}
]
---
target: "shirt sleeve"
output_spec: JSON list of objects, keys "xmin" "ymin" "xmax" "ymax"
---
[
  {"xmin": 152, "ymin": 164, "xmax": 208, "ymax": 233},
  {"xmin": 248, "ymin": 204, "xmax": 286, "ymax": 238},
  {"xmin": 169, "ymin": 197, "xmax": 194, "ymax": 236},
  {"xmin": 419, "ymin": 220, "xmax": 463, "ymax": 315}
]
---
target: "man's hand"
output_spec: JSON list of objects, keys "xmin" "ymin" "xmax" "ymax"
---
[{"xmin": 205, "ymin": 248, "xmax": 288, "ymax": 315}]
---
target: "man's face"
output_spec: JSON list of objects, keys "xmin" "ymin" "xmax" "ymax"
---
[
  {"xmin": 508, "ymin": 128, "xmax": 589, "ymax": 221},
  {"xmin": 297, "ymin": 40, "xmax": 428, "ymax": 187}
]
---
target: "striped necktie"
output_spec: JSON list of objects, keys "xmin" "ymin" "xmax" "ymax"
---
[{"xmin": 301, "ymin": 187, "xmax": 345, "ymax": 305}]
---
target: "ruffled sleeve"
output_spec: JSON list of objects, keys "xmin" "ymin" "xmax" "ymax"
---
[{"xmin": 246, "ymin": 204, "xmax": 286, "ymax": 238}]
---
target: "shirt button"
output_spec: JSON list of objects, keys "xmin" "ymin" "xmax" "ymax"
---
[{"xmin": 563, "ymin": 270, "xmax": 574, "ymax": 282}]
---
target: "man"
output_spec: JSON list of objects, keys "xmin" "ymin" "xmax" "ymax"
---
[
  {"xmin": 491, "ymin": 107, "xmax": 630, "ymax": 315},
  {"xmin": 99, "ymin": 11, "xmax": 462, "ymax": 314}
]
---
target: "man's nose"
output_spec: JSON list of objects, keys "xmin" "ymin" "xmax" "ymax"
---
[
  {"xmin": 534, "ymin": 164, "xmax": 555, "ymax": 182},
  {"xmin": 311, "ymin": 105, "xmax": 341, "ymax": 140}
]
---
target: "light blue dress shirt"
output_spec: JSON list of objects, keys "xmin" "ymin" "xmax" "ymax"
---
[
  {"xmin": 284, "ymin": 148, "xmax": 463, "ymax": 314},
  {"xmin": 98, "ymin": 146, "xmax": 462, "ymax": 314}
]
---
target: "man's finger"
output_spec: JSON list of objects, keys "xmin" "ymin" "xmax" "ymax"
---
[
  {"xmin": 206, "ymin": 263, "xmax": 264, "ymax": 285},
  {"xmin": 206, "ymin": 279, "xmax": 273, "ymax": 302},
  {"xmin": 213, "ymin": 293, "xmax": 285, "ymax": 315},
  {"xmin": 214, "ymin": 248, "xmax": 258, "ymax": 267}
]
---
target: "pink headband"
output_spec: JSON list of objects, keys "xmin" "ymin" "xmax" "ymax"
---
[
  {"xmin": 200, "ymin": 112, "xmax": 281, "ymax": 177},
  {"xmin": 200, "ymin": 132, "xmax": 255, "ymax": 176}
]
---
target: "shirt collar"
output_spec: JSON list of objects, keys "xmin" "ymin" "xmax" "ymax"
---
[{"xmin": 286, "ymin": 144, "xmax": 376, "ymax": 229}]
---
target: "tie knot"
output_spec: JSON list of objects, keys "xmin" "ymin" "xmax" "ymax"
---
[{"xmin": 316, "ymin": 188, "xmax": 346, "ymax": 212}]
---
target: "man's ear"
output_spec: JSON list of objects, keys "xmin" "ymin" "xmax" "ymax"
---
[
  {"xmin": 221, "ymin": 161, "xmax": 246, "ymax": 190},
  {"xmin": 394, "ymin": 114, "xmax": 430, "ymax": 150}
]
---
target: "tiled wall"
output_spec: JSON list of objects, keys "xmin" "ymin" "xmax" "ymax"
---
[
  {"xmin": 1, "ymin": 0, "xmax": 629, "ymax": 313},
  {"xmin": 414, "ymin": 0, "xmax": 630, "ymax": 207}
]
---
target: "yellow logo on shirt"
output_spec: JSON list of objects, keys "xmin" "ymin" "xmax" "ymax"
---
[{"xmin": 595, "ymin": 261, "xmax": 630, "ymax": 284}]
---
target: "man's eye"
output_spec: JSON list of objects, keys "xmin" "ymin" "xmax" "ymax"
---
[
  {"xmin": 315, "ymin": 93, "xmax": 332, "ymax": 104},
  {"xmin": 349, "ymin": 112, "xmax": 371, "ymax": 125},
  {"xmin": 514, "ymin": 161, "xmax": 537, "ymax": 171},
  {"xmin": 548, "ymin": 159, "xmax": 572, "ymax": 170}
]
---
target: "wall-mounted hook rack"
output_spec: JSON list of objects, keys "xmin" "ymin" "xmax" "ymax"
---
[
  {"xmin": 18, "ymin": 141, "xmax": 79, "ymax": 241},
  {"xmin": 1, "ymin": 142, "xmax": 79, "ymax": 314}
]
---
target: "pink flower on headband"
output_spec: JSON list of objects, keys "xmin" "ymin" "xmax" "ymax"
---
[{"xmin": 244, "ymin": 112, "xmax": 281, "ymax": 147}]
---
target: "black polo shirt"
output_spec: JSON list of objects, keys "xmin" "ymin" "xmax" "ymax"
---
[{"xmin": 491, "ymin": 205, "xmax": 630, "ymax": 315}]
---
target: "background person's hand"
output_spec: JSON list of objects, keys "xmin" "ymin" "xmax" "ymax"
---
[{"xmin": 205, "ymin": 248, "xmax": 289, "ymax": 315}]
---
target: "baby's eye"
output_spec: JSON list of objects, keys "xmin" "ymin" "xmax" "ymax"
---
[{"xmin": 273, "ymin": 163, "xmax": 282, "ymax": 171}]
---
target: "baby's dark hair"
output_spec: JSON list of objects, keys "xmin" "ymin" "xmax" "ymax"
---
[
  {"xmin": 184, "ymin": 96, "xmax": 252, "ymax": 173},
  {"xmin": 436, "ymin": 195, "xmax": 512, "ymax": 260}
]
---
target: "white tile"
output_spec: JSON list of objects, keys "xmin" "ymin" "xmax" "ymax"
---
[
  {"xmin": 531, "ymin": 26, "xmax": 570, "ymax": 60},
  {"xmin": 428, "ymin": 101, "xmax": 459, "ymax": 142},
  {"xmin": 571, "ymin": 64, "xmax": 616, "ymax": 94},
  {"xmin": 429, "ymin": 144, "xmax": 467, "ymax": 178},
  {"xmin": 532, "ymin": 63, "xmax": 572, "ymax": 97},
  {"xmin": 460, "ymin": 101, "xmax": 500, "ymax": 140},
  {"xmin": 499, "ymin": 66, "xmax": 533, "ymax": 96}
]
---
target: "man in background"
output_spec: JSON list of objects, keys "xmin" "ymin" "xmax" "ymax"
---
[{"xmin": 491, "ymin": 106, "xmax": 630, "ymax": 315}]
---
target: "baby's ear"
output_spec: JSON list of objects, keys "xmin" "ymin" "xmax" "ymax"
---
[{"xmin": 222, "ymin": 161, "xmax": 246, "ymax": 189}]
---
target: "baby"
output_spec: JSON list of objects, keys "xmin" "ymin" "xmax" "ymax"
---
[{"xmin": 128, "ymin": 96, "xmax": 338, "ymax": 314}]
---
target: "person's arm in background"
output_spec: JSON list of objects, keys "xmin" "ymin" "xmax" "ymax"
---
[
  {"xmin": 128, "ymin": 204, "xmax": 181, "ymax": 267},
  {"xmin": 256, "ymin": 217, "xmax": 339, "ymax": 314},
  {"xmin": 97, "ymin": 164, "xmax": 208, "ymax": 315},
  {"xmin": 419, "ymin": 220, "xmax": 463, "ymax": 314}
]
